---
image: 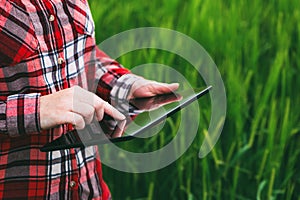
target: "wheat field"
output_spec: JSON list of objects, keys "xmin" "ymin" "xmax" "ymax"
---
[{"xmin": 88, "ymin": 0, "xmax": 300, "ymax": 199}]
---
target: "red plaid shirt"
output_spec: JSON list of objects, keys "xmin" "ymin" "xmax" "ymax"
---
[{"xmin": 0, "ymin": 0, "xmax": 137, "ymax": 199}]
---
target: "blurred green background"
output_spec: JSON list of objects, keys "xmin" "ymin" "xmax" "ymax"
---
[{"xmin": 88, "ymin": 0, "xmax": 300, "ymax": 199}]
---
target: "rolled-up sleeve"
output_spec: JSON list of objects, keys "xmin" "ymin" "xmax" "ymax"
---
[
  {"xmin": 0, "ymin": 93, "xmax": 41, "ymax": 137},
  {"xmin": 94, "ymin": 47, "xmax": 134, "ymax": 101}
]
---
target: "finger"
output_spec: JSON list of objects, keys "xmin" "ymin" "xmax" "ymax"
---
[
  {"xmin": 151, "ymin": 82, "xmax": 179, "ymax": 95},
  {"xmin": 71, "ymin": 88, "xmax": 105, "ymax": 121},
  {"xmin": 72, "ymin": 102, "xmax": 95, "ymax": 124},
  {"xmin": 72, "ymin": 86, "xmax": 96, "ymax": 106},
  {"xmin": 63, "ymin": 112, "xmax": 85, "ymax": 129},
  {"xmin": 131, "ymin": 80, "xmax": 180, "ymax": 98},
  {"xmin": 94, "ymin": 99, "xmax": 125, "ymax": 121},
  {"xmin": 72, "ymin": 88, "xmax": 125, "ymax": 121},
  {"xmin": 95, "ymin": 104, "xmax": 104, "ymax": 121},
  {"xmin": 111, "ymin": 119, "xmax": 126, "ymax": 138},
  {"xmin": 103, "ymin": 101, "xmax": 126, "ymax": 120}
]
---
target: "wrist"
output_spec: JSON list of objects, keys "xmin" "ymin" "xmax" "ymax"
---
[{"xmin": 110, "ymin": 74, "xmax": 144, "ymax": 102}]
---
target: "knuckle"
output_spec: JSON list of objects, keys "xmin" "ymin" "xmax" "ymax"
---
[
  {"xmin": 86, "ymin": 107, "xmax": 94, "ymax": 116},
  {"xmin": 70, "ymin": 85, "xmax": 82, "ymax": 95},
  {"xmin": 85, "ymin": 109, "xmax": 95, "ymax": 121},
  {"xmin": 94, "ymin": 99, "xmax": 105, "ymax": 110}
]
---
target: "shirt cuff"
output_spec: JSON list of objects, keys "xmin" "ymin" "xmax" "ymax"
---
[
  {"xmin": 95, "ymin": 64, "xmax": 131, "ymax": 102},
  {"xmin": 110, "ymin": 74, "xmax": 143, "ymax": 104},
  {"xmin": 6, "ymin": 93, "xmax": 41, "ymax": 137}
]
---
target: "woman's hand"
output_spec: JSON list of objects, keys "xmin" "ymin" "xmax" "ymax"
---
[
  {"xmin": 129, "ymin": 78, "xmax": 179, "ymax": 99},
  {"xmin": 40, "ymin": 86, "xmax": 125, "ymax": 130}
]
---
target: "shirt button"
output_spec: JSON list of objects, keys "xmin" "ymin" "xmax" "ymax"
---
[
  {"xmin": 70, "ymin": 180, "xmax": 76, "ymax": 188},
  {"xmin": 58, "ymin": 57, "xmax": 64, "ymax": 65},
  {"xmin": 49, "ymin": 15, "xmax": 55, "ymax": 22}
]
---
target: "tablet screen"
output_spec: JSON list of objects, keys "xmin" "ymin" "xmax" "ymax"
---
[{"xmin": 40, "ymin": 86, "xmax": 211, "ymax": 151}]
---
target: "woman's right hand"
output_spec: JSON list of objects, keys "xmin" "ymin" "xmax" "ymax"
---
[{"xmin": 40, "ymin": 86, "xmax": 125, "ymax": 130}]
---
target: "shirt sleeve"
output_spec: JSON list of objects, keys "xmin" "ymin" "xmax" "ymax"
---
[
  {"xmin": 94, "ymin": 47, "xmax": 143, "ymax": 102},
  {"xmin": 0, "ymin": 93, "xmax": 41, "ymax": 137}
]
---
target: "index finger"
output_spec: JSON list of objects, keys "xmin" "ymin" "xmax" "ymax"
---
[
  {"xmin": 73, "ymin": 88, "xmax": 125, "ymax": 121},
  {"xmin": 92, "ymin": 95, "xmax": 125, "ymax": 121},
  {"xmin": 102, "ymin": 100, "xmax": 125, "ymax": 121}
]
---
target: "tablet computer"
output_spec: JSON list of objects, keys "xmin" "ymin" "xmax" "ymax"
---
[{"xmin": 40, "ymin": 86, "xmax": 212, "ymax": 152}]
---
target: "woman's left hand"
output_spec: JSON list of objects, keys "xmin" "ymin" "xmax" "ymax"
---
[{"xmin": 129, "ymin": 78, "xmax": 179, "ymax": 99}]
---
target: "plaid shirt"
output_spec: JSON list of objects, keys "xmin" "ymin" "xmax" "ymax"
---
[{"xmin": 0, "ymin": 0, "xmax": 138, "ymax": 199}]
